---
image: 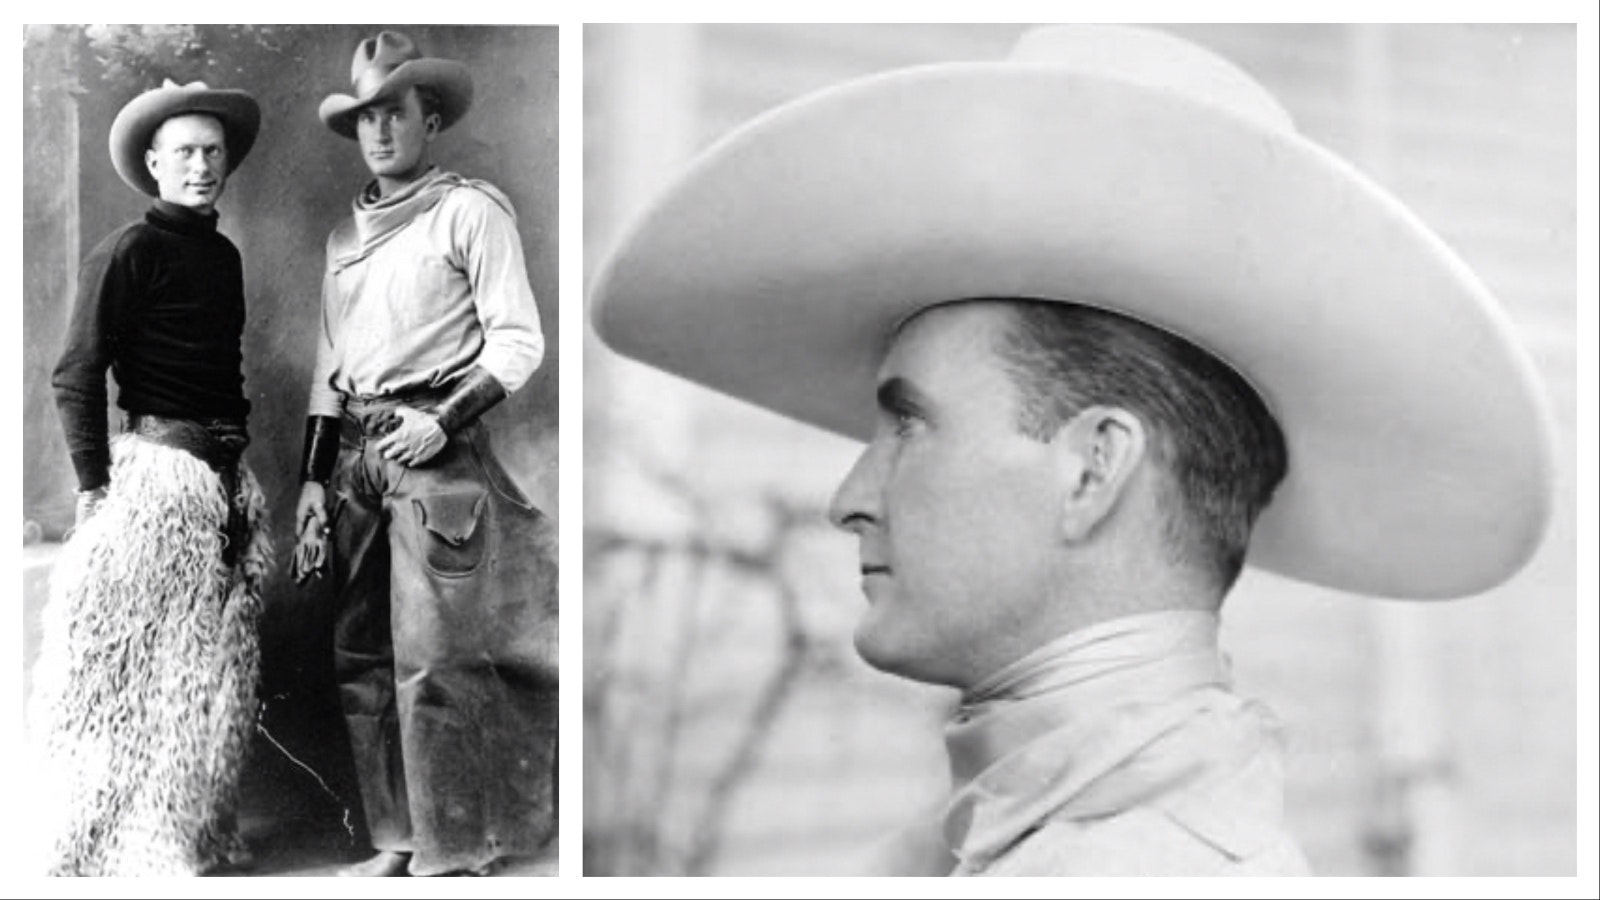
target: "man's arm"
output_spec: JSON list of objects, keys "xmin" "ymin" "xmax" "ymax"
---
[
  {"xmin": 52, "ymin": 231, "xmax": 132, "ymax": 506},
  {"xmin": 455, "ymin": 186, "xmax": 545, "ymax": 398},
  {"xmin": 376, "ymin": 188, "xmax": 541, "ymax": 468},
  {"xmin": 294, "ymin": 266, "xmax": 346, "ymax": 582}
]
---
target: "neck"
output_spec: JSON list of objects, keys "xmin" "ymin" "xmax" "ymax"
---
[
  {"xmin": 976, "ymin": 553, "xmax": 1219, "ymax": 688},
  {"xmin": 149, "ymin": 199, "xmax": 219, "ymax": 233},
  {"xmin": 154, "ymin": 198, "xmax": 215, "ymax": 218}
]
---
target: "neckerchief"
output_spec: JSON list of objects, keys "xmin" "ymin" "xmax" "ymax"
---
[
  {"xmin": 942, "ymin": 610, "xmax": 1256, "ymax": 870},
  {"xmin": 331, "ymin": 167, "xmax": 514, "ymax": 273}
]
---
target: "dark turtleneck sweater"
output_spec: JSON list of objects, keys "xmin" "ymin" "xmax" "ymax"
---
[{"xmin": 51, "ymin": 200, "xmax": 251, "ymax": 491}]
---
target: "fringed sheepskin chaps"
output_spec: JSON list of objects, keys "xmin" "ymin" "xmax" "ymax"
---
[{"xmin": 29, "ymin": 434, "xmax": 270, "ymax": 876}]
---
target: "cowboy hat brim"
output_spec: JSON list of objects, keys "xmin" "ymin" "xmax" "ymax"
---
[
  {"xmin": 109, "ymin": 86, "xmax": 261, "ymax": 197},
  {"xmin": 590, "ymin": 63, "xmax": 1556, "ymax": 600},
  {"xmin": 318, "ymin": 58, "xmax": 474, "ymax": 139}
]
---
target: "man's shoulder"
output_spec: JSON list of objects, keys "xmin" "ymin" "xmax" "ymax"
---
[
  {"xmin": 86, "ymin": 218, "xmax": 150, "ymax": 259},
  {"xmin": 437, "ymin": 173, "xmax": 517, "ymax": 221}
]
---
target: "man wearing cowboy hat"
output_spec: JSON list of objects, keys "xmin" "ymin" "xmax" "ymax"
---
[
  {"xmin": 36, "ymin": 79, "xmax": 267, "ymax": 875},
  {"xmin": 292, "ymin": 30, "xmax": 554, "ymax": 877},
  {"xmin": 590, "ymin": 25, "xmax": 1556, "ymax": 875}
]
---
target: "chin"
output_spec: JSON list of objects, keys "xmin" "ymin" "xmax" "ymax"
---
[{"xmin": 852, "ymin": 621, "xmax": 959, "ymax": 688}]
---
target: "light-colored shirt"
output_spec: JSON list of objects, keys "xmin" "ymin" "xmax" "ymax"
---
[
  {"xmin": 307, "ymin": 167, "xmax": 544, "ymax": 416},
  {"xmin": 857, "ymin": 611, "xmax": 1312, "ymax": 876}
]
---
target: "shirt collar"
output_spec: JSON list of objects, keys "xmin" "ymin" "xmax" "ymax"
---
[
  {"xmin": 146, "ymin": 199, "xmax": 220, "ymax": 235},
  {"xmin": 940, "ymin": 610, "xmax": 1238, "ymax": 867}
]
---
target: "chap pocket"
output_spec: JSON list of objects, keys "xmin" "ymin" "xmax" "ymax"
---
[{"xmin": 413, "ymin": 489, "xmax": 489, "ymax": 578}]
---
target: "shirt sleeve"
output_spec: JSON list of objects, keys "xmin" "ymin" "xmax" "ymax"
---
[
  {"xmin": 51, "ymin": 231, "xmax": 131, "ymax": 491},
  {"xmin": 453, "ymin": 189, "xmax": 545, "ymax": 395},
  {"xmin": 305, "ymin": 262, "xmax": 347, "ymax": 418}
]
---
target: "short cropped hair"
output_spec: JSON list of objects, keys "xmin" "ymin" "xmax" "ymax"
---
[
  {"xmin": 412, "ymin": 84, "xmax": 444, "ymax": 120},
  {"xmin": 992, "ymin": 299, "xmax": 1288, "ymax": 591}
]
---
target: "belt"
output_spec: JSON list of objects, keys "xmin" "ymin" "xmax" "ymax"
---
[{"xmin": 126, "ymin": 413, "xmax": 250, "ymax": 472}]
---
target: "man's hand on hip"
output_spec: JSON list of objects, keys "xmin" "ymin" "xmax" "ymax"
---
[{"xmin": 377, "ymin": 406, "xmax": 448, "ymax": 468}]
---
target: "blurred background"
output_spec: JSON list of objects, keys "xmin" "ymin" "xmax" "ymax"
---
[
  {"xmin": 21, "ymin": 25, "xmax": 559, "ymax": 874},
  {"xmin": 583, "ymin": 24, "xmax": 1579, "ymax": 876}
]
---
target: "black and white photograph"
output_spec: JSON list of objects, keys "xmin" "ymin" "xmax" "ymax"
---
[
  {"xmin": 20, "ymin": 24, "xmax": 559, "ymax": 877},
  {"xmin": 8, "ymin": 12, "xmax": 1595, "ymax": 891},
  {"xmin": 582, "ymin": 22, "xmax": 1583, "ymax": 878}
]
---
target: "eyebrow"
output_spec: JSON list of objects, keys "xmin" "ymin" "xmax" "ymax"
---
[{"xmin": 876, "ymin": 376, "xmax": 927, "ymax": 418}]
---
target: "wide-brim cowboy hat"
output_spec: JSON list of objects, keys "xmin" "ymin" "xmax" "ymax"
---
[
  {"xmin": 590, "ymin": 25, "xmax": 1557, "ymax": 600},
  {"xmin": 319, "ymin": 30, "xmax": 473, "ymax": 139},
  {"xmin": 108, "ymin": 80, "xmax": 260, "ymax": 197}
]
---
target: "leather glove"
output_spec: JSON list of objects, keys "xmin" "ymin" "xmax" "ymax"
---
[{"xmin": 293, "ymin": 482, "xmax": 329, "ymax": 583}]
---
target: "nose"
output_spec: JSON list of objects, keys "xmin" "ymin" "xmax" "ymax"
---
[{"xmin": 828, "ymin": 441, "xmax": 885, "ymax": 534}]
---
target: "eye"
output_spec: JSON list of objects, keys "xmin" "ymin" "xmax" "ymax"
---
[{"xmin": 892, "ymin": 408, "xmax": 921, "ymax": 438}]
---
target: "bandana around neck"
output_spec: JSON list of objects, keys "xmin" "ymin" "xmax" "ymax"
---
[
  {"xmin": 941, "ymin": 610, "xmax": 1255, "ymax": 869},
  {"xmin": 332, "ymin": 167, "xmax": 513, "ymax": 273}
]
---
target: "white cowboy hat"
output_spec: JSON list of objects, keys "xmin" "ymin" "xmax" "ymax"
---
[
  {"xmin": 589, "ymin": 25, "xmax": 1556, "ymax": 600},
  {"xmin": 108, "ymin": 79, "xmax": 260, "ymax": 197},
  {"xmin": 318, "ymin": 30, "xmax": 473, "ymax": 139}
]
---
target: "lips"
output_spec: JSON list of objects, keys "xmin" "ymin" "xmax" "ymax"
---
[{"xmin": 861, "ymin": 563, "xmax": 891, "ymax": 576}]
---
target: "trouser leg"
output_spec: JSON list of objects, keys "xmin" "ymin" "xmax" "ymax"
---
[
  {"xmin": 331, "ymin": 452, "xmax": 412, "ymax": 851},
  {"xmin": 385, "ymin": 423, "xmax": 558, "ymax": 874}
]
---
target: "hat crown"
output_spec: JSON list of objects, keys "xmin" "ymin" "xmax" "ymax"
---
[
  {"xmin": 1009, "ymin": 25, "xmax": 1293, "ymax": 132},
  {"xmin": 350, "ymin": 31, "xmax": 423, "ymax": 97}
]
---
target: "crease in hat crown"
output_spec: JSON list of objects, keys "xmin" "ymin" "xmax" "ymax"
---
[
  {"xmin": 108, "ymin": 77, "xmax": 261, "ymax": 197},
  {"xmin": 1006, "ymin": 25, "xmax": 1293, "ymax": 131},
  {"xmin": 318, "ymin": 30, "xmax": 474, "ymax": 139},
  {"xmin": 349, "ymin": 31, "xmax": 420, "ymax": 95}
]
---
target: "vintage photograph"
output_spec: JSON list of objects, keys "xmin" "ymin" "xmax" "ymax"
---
[
  {"xmin": 20, "ymin": 25, "xmax": 559, "ymax": 876},
  {"xmin": 583, "ymin": 23, "xmax": 1579, "ymax": 876}
]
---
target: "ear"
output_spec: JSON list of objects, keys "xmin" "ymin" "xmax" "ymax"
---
[
  {"xmin": 145, "ymin": 148, "xmax": 159, "ymax": 177},
  {"xmin": 1049, "ymin": 406, "xmax": 1148, "ymax": 543},
  {"xmin": 424, "ymin": 113, "xmax": 442, "ymax": 140}
]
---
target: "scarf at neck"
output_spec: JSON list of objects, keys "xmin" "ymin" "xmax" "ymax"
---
[
  {"xmin": 941, "ymin": 610, "xmax": 1252, "ymax": 871},
  {"xmin": 332, "ymin": 167, "xmax": 513, "ymax": 273}
]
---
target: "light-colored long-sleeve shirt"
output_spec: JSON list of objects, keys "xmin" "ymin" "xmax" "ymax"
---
[
  {"xmin": 307, "ymin": 168, "xmax": 544, "ymax": 416},
  {"xmin": 856, "ymin": 611, "xmax": 1312, "ymax": 876}
]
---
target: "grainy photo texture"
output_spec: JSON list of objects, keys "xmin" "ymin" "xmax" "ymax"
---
[{"xmin": 21, "ymin": 24, "xmax": 559, "ymax": 877}]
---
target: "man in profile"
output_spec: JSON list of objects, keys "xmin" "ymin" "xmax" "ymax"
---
[{"xmin": 590, "ymin": 25, "xmax": 1554, "ymax": 875}]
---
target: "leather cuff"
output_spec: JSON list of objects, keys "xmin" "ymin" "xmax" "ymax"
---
[
  {"xmin": 434, "ymin": 367, "xmax": 508, "ymax": 435},
  {"xmin": 299, "ymin": 415, "xmax": 341, "ymax": 484}
]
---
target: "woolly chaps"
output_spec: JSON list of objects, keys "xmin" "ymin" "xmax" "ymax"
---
[{"xmin": 28, "ymin": 434, "xmax": 270, "ymax": 876}]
